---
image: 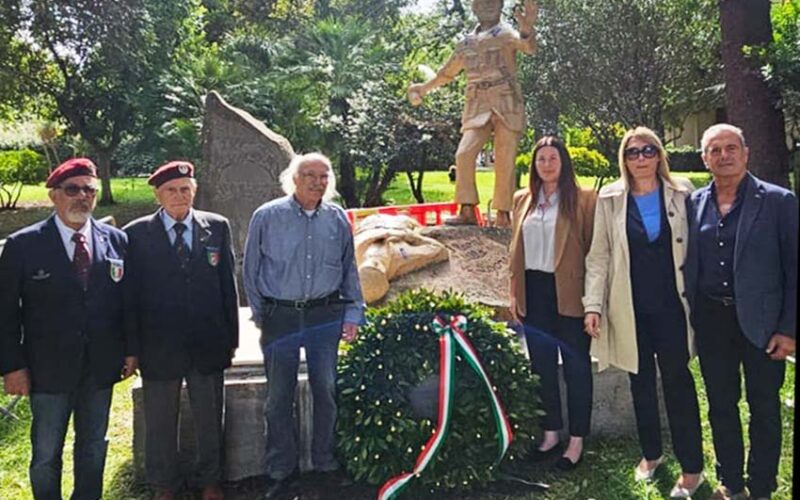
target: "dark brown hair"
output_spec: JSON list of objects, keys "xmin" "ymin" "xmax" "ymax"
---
[{"xmin": 528, "ymin": 136, "xmax": 579, "ymax": 221}]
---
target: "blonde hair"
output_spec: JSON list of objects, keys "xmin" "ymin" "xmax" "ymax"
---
[
  {"xmin": 279, "ymin": 152, "xmax": 339, "ymax": 202},
  {"xmin": 618, "ymin": 126, "xmax": 675, "ymax": 189}
]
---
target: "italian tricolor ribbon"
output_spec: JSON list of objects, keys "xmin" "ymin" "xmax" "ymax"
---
[{"xmin": 377, "ymin": 314, "xmax": 514, "ymax": 500}]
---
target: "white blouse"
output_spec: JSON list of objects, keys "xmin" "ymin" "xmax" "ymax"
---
[{"xmin": 522, "ymin": 188, "xmax": 559, "ymax": 273}]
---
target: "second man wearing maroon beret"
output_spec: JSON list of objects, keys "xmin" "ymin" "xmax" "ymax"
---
[{"xmin": 123, "ymin": 161, "xmax": 239, "ymax": 500}]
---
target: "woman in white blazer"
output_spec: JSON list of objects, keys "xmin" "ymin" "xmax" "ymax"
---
[{"xmin": 583, "ymin": 127, "xmax": 704, "ymax": 498}]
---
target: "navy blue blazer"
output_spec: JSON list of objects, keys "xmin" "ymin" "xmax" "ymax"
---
[
  {"xmin": 0, "ymin": 216, "xmax": 130, "ymax": 392},
  {"xmin": 123, "ymin": 209, "xmax": 239, "ymax": 380},
  {"xmin": 684, "ymin": 173, "xmax": 798, "ymax": 348}
]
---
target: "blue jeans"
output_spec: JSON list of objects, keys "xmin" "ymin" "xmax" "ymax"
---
[
  {"xmin": 29, "ymin": 372, "xmax": 112, "ymax": 500},
  {"xmin": 260, "ymin": 303, "xmax": 344, "ymax": 479}
]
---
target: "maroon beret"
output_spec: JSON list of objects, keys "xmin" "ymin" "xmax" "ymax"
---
[
  {"xmin": 45, "ymin": 158, "xmax": 97, "ymax": 188},
  {"xmin": 148, "ymin": 161, "xmax": 195, "ymax": 188}
]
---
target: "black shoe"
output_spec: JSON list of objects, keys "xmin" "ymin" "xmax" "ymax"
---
[
  {"xmin": 554, "ymin": 455, "xmax": 582, "ymax": 472},
  {"xmin": 529, "ymin": 443, "xmax": 563, "ymax": 462},
  {"xmin": 264, "ymin": 475, "xmax": 292, "ymax": 499}
]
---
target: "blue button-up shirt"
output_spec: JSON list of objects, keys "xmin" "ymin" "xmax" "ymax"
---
[
  {"xmin": 697, "ymin": 179, "xmax": 747, "ymax": 299},
  {"xmin": 243, "ymin": 195, "xmax": 365, "ymax": 326},
  {"xmin": 160, "ymin": 208, "xmax": 194, "ymax": 250}
]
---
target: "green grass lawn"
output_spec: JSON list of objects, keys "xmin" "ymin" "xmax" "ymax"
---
[
  {"xmin": 383, "ymin": 171, "xmax": 711, "ymax": 208},
  {"xmin": 0, "ymin": 171, "xmax": 712, "ymax": 239}
]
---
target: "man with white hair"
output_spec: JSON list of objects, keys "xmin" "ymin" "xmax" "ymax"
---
[
  {"xmin": 0, "ymin": 158, "xmax": 136, "ymax": 499},
  {"xmin": 684, "ymin": 124, "xmax": 797, "ymax": 500},
  {"xmin": 243, "ymin": 152, "xmax": 364, "ymax": 499}
]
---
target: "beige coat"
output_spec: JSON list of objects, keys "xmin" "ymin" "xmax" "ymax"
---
[
  {"xmin": 510, "ymin": 187, "xmax": 597, "ymax": 319},
  {"xmin": 582, "ymin": 177, "xmax": 695, "ymax": 374}
]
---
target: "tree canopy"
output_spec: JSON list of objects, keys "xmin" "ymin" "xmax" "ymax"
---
[{"xmin": 0, "ymin": 0, "xmax": 795, "ymax": 204}]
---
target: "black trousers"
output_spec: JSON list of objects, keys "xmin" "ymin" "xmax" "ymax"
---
[
  {"xmin": 523, "ymin": 270, "xmax": 592, "ymax": 437},
  {"xmin": 143, "ymin": 369, "xmax": 225, "ymax": 490},
  {"xmin": 694, "ymin": 296, "xmax": 786, "ymax": 498},
  {"xmin": 629, "ymin": 303, "xmax": 703, "ymax": 473}
]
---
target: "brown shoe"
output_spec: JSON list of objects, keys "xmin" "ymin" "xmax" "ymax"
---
[
  {"xmin": 152, "ymin": 489, "xmax": 175, "ymax": 500},
  {"xmin": 202, "ymin": 484, "xmax": 224, "ymax": 500},
  {"xmin": 444, "ymin": 204, "xmax": 478, "ymax": 226},
  {"xmin": 494, "ymin": 210, "xmax": 511, "ymax": 228}
]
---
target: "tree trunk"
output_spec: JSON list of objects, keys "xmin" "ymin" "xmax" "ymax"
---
[
  {"xmin": 406, "ymin": 171, "xmax": 425, "ymax": 204},
  {"xmin": 719, "ymin": 0, "xmax": 789, "ymax": 187},
  {"xmin": 337, "ymin": 152, "xmax": 358, "ymax": 208},
  {"xmin": 95, "ymin": 148, "xmax": 115, "ymax": 205}
]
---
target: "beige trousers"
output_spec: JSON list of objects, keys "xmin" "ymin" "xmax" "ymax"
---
[{"xmin": 454, "ymin": 114, "xmax": 520, "ymax": 212}]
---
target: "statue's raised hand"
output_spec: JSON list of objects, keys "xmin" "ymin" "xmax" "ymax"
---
[{"xmin": 515, "ymin": 0, "xmax": 539, "ymax": 35}]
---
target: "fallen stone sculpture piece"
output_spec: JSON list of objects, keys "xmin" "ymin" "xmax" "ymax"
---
[{"xmin": 354, "ymin": 214, "xmax": 449, "ymax": 303}]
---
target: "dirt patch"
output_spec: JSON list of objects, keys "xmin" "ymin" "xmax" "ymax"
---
[{"xmin": 380, "ymin": 225, "xmax": 512, "ymax": 314}]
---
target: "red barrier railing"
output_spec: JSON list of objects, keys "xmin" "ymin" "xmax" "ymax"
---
[{"xmin": 346, "ymin": 202, "xmax": 485, "ymax": 228}]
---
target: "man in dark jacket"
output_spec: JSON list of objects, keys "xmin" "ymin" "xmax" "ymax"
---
[
  {"xmin": 0, "ymin": 158, "xmax": 136, "ymax": 500},
  {"xmin": 124, "ymin": 161, "xmax": 238, "ymax": 500},
  {"xmin": 684, "ymin": 124, "xmax": 797, "ymax": 500}
]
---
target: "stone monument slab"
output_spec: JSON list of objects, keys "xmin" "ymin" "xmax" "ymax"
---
[{"xmin": 196, "ymin": 91, "xmax": 294, "ymax": 298}]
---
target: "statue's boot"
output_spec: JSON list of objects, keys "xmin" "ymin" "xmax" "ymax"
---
[
  {"xmin": 444, "ymin": 204, "xmax": 479, "ymax": 226},
  {"xmin": 494, "ymin": 210, "xmax": 511, "ymax": 228}
]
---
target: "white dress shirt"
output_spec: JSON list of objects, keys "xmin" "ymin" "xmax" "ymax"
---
[
  {"xmin": 522, "ymin": 188, "xmax": 559, "ymax": 273},
  {"xmin": 54, "ymin": 215, "xmax": 93, "ymax": 261}
]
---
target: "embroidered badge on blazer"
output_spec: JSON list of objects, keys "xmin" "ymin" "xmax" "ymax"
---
[
  {"xmin": 32, "ymin": 269, "xmax": 51, "ymax": 280},
  {"xmin": 109, "ymin": 259, "xmax": 124, "ymax": 282},
  {"xmin": 206, "ymin": 247, "xmax": 220, "ymax": 267}
]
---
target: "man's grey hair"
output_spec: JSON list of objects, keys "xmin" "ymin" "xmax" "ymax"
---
[
  {"xmin": 279, "ymin": 152, "xmax": 338, "ymax": 201},
  {"xmin": 701, "ymin": 123, "xmax": 747, "ymax": 152}
]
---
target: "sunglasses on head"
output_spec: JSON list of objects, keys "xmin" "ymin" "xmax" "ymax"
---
[
  {"xmin": 624, "ymin": 144, "xmax": 659, "ymax": 161},
  {"xmin": 57, "ymin": 184, "xmax": 98, "ymax": 197}
]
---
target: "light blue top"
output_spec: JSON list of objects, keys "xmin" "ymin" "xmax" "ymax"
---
[
  {"xmin": 633, "ymin": 189, "xmax": 661, "ymax": 242},
  {"xmin": 242, "ymin": 195, "xmax": 365, "ymax": 327},
  {"xmin": 160, "ymin": 208, "xmax": 194, "ymax": 250}
]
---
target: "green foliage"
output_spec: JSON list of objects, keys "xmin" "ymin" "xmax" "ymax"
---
[
  {"xmin": 515, "ymin": 151, "xmax": 532, "ymax": 174},
  {"xmin": 757, "ymin": 0, "xmax": 800, "ymax": 148},
  {"xmin": 568, "ymin": 147, "xmax": 613, "ymax": 179},
  {"xmin": 337, "ymin": 289, "xmax": 541, "ymax": 495},
  {"xmin": 523, "ymin": 0, "xmax": 721, "ymax": 160},
  {"xmin": 563, "ymin": 126, "xmax": 599, "ymax": 149},
  {"xmin": 0, "ymin": 149, "xmax": 48, "ymax": 209},
  {"xmin": 665, "ymin": 146, "xmax": 704, "ymax": 172}
]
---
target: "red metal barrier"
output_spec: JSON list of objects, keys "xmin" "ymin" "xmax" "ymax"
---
[{"xmin": 346, "ymin": 202, "xmax": 484, "ymax": 228}]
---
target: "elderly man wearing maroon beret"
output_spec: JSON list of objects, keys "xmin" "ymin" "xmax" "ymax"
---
[
  {"xmin": 0, "ymin": 158, "xmax": 136, "ymax": 499},
  {"xmin": 123, "ymin": 161, "xmax": 238, "ymax": 500}
]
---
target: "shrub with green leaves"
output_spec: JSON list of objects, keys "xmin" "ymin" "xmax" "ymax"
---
[
  {"xmin": 568, "ymin": 146, "xmax": 613, "ymax": 179},
  {"xmin": 0, "ymin": 149, "xmax": 48, "ymax": 209},
  {"xmin": 336, "ymin": 289, "xmax": 541, "ymax": 496}
]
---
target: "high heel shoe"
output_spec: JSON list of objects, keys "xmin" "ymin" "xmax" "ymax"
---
[{"xmin": 554, "ymin": 455, "xmax": 582, "ymax": 472}]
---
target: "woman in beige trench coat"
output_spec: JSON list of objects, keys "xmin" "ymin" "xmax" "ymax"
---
[{"xmin": 583, "ymin": 127, "xmax": 704, "ymax": 498}]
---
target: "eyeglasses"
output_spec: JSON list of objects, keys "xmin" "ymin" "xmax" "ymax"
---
[
  {"xmin": 624, "ymin": 144, "xmax": 659, "ymax": 161},
  {"xmin": 57, "ymin": 185, "xmax": 98, "ymax": 197},
  {"xmin": 300, "ymin": 172, "xmax": 329, "ymax": 183}
]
